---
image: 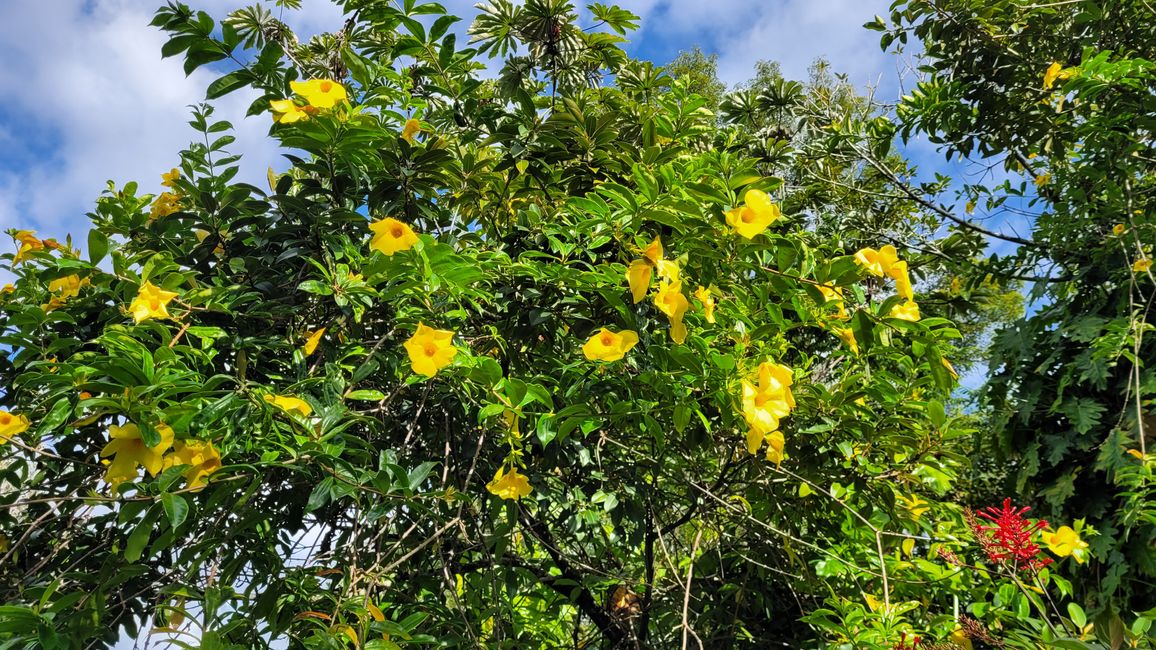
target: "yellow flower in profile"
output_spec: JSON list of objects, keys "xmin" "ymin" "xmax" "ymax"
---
[
  {"xmin": 264, "ymin": 394, "xmax": 313, "ymax": 418},
  {"xmin": 764, "ymin": 430, "xmax": 785, "ymax": 466},
  {"xmin": 941, "ymin": 358, "xmax": 959, "ymax": 380},
  {"xmin": 100, "ymin": 423, "xmax": 175, "ymax": 490},
  {"xmin": 1111, "ymin": 223, "xmax": 1126, "ymax": 236},
  {"xmin": 368, "ymin": 217, "xmax": 419, "ymax": 256},
  {"xmin": 741, "ymin": 362, "xmax": 796, "ymax": 435},
  {"xmin": 950, "ymin": 627, "xmax": 973, "ymax": 650},
  {"xmin": 1134, "ymin": 258, "xmax": 1152, "ymax": 273},
  {"xmin": 487, "ymin": 466, "xmax": 532, "ymax": 500},
  {"xmin": 1034, "ymin": 172, "xmax": 1051, "ymax": 188},
  {"xmin": 817, "ymin": 284, "xmax": 847, "ymax": 319},
  {"xmin": 626, "ymin": 236, "xmax": 663, "ymax": 303},
  {"xmin": 694, "ymin": 286, "xmax": 716, "ymax": 323},
  {"xmin": 890, "ymin": 260, "xmax": 914, "ymax": 301},
  {"xmin": 303, "ymin": 327, "xmax": 326, "ymax": 357},
  {"xmin": 270, "ymin": 99, "xmax": 311, "ymax": 124},
  {"xmin": 854, "ymin": 245, "xmax": 900, "ymax": 277},
  {"xmin": 290, "ymin": 79, "xmax": 348, "ymax": 109},
  {"xmin": 889, "ymin": 300, "xmax": 921, "ymax": 322},
  {"xmin": 1041, "ymin": 526, "xmax": 1089, "ymax": 563},
  {"xmin": 161, "ymin": 168, "xmax": 181, "ymax": 188},
  {"xmin": 0, "ymin": 410, "xmax": 31, "ymax": 444},
  {"xmin": 149, "ymin": 191, "xmax": 182, "ymax": 220},
  {"xmin": 44, "ymin": 274, "xmax": 88, "ymax": 311},
  {"xmin": 1042, "ymin": 62, "xmax": 1072, "ymax": 90},
  {"xmin": 164, "ymin": 439, "xmax": 222, "ymax": 491},
  {"xmin": 12, "ymin": 230, "xmax": 44, "ymax": 265},
  {"xmin": 725, "ymin": 188, "xmax": 781, "ymax": 239},
  {"xmin": 129, "ymin": 281, "xmax": 179, "ymax": 323},
  {"xmin": 582, "ymin": 328, "xmax": 639, "ymax": 362},
  {"xmin": 654, "ymin": 281, "xmax": 689, "ymax": 344},
  {"xmin": 404, "ymin": 322, "xmax": 457, "ymax": 377},
  {"xmin": 833, "ymin": 327, "xmax": 858, "ymax": 355},
  {"xmin": 400, "ymin": 118, "xmax": 422, "ymax": 143}
]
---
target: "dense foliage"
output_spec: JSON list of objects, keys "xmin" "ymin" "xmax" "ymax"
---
[{"xmin": 0, "ymin": 0, "xmax": 1150, "ymax": 648}]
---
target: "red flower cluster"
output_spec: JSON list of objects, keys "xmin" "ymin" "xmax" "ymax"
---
[
  {"xmin": 972, "ymin": 498, "xmax": 1053, "ymax": 571},
  {"xmin": 893, "ymin": 632, "xmax": 921, "ymax": 650}
]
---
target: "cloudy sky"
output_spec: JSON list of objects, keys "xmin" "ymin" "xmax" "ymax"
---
[{"xmin": 0, "ymin": 0, "xmax": 896, "ymax": 252}]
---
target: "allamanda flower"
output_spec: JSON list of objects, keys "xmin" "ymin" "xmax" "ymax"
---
[
  {"xmin": 1134, "ymin": 258, "xmax": 1152, "ymax": 273},
  {"xmin": 12, "ymin": 230, "xmax": 44, "ymax": 265},
  {"xmin": 817, "ymin": 284, "xmax": 848, "ymax": 319},
  {"xmin": 890, "ymin": 300, "xmax": 921, "ymax": 322},
  {"xmin": 404, "ymin": 322, "xmax": 457, "ymax": 377},
  {"xmin": 161, "ymin": 168, "xmax": 180, "ymax": 188},
  {"xmin": 400, "ymin": 118, "xmax": 422, "ymax": 143},
  {"xmin": 582, "ymin": 328, "xmax": 639, "ymax": 362},
  {"xmin": 368, "ymin": 217, "xmax": 419, "ymax": 256},
  {"xmin": 0, "ymin": 410, "xmax": 30, "ymax": 444},
  {"xmin": 165, "ymin": 439, "xmax": 222, "ymax": 491},
  {"xmin": 290, "ymin": 79, "xmax": 348, "ymax": 109},
  {"xmin": 487, "ymin": 466, "xmax": 532, "ymax": 500},
  {"xmin": 1041, "ymin": 525, "xmax": 1089, "ymax": 563},
  {"xmin": 302, "ymin": 327, "xmax": 326, "ymax": 357},
  {"xmin": 725, "ymin": 189, "xmax": 780, "ymax": 239},
  {"xmin": 854, "ymin": 245, "xmax": 900, "ymax": 277},
  {"xmin": 149, "ymin": 191, "xmax": 182, "ymax": 220},
  {"xmin": 694, "ymin": 285, "xmax": 716, "ymax": 323},
  {"xmin": 264, "ymin": 394, "xmax": 313, "ymax": 418},
  {"xmin": 129, "ymin": 281, "xmax": 179, "ymax": 323},
  {"xmin": 626, "ymin": 236, "xmax": 664, "ymax": 304},
  {"xmin": 101, "ymin": 423, "xmax": 175, "ymax": 491},
  {"xmin": 44, "ymin": 274, "xmax": 88, "ymax": 311},
  {"xmin": 833, "ymin": 327, "xmax": 858, "ymax": 355},
  {"xmin": 654, "ymin": 281, "xmax": 689, "ymax": 344},
  {"xmin": 741, "ymin": 362, "xmax": 796, "ymax": 435},
  {"xmin": 270, "ymin": 99, "xmax": 312, "ymax": 124}
]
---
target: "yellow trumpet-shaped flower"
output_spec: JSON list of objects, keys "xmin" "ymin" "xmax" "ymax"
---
[
  {"xmin": 0, "ymin": 410, "xmax": 31, "ymax": 444},
  {"xmin": 694, "ymin": 285, "xmax": 716, "ymax": 323},
  {"xmin": 817, "ymin": 284, "xmax": 848, "ymax": 319},
  {"xmin": 654, "ymin": 281, "xmax": 689, "ymax": 344},
  {"xmin": 487, "ymin": 466, "xmax": 532, "ymax": 500},
  {"xmin": 270, "ymin": 99, "xmax": 312, "ymax": 124},
  {"xmin": 264, "ymin": 394, "xmax": 313, "ymax": 418},
  {"xmin": 741, "ymin": 362, "xmax": 796, "ymax": 435},
  {"xmin": 1111, "ymin": 223, "xmax": 1126, "ymax": 236},
  {"xmin": 1043, "ymin": 62, "xmax": 1072, "ymax": 90},
  {"xmin": 129, "ymin": 281, "xmax": 179, "ymax": 323},
  {"xmin": 854, "ymin": 245, "xmax": 900, "ymax": 277},
  {"xmin": 404, "ymin": 322, "xmax": 457, "ymax": 377},
  {"xmin": 626, "ymin": 236, "xmax": 663, "ymax": 303},
  {"xmin": 889, "ymin": 300, "xmax": 921, "ymax": 322},
  {"xmin": 888, "ymin": 260, "xmax": 913, "ymax": 301},
  {"xmin": 941, "ymin": 358, "xmax": 959, "ymax": 380},
  {"xmin": 1134, "ymin": 258, "xmax": 1152, "ymax": 273},
  {"xmin": 12, "ymin": 230, "xmax": 44, "ymax": 265},
  {"xmin": 303, "ymin": 327, "xmax": 326, "ymax": 357},
  {"xmin": 164, "ymin": 439, "xmax": 222, "ymax": 491},
  {"xmin": 290, "ymin": 79, "xmax": 348, "ymax": 109},
  {"xmin": 368, "ymin": 217, "xmax": 419, "ymax": 256},
  {"xmin": 149, "ymin": 191, "xmax": 182, "ymax": 220},
  {"xmin": 161, "ymin": 168, "xmax": 180, "ymax": 188},
  {"xmin": 400, "ymin": 118, "xmax": 422, "ymax": 143},
  {"xmin": 1041, "ymin": 526, "xmax": 1089, "ymax": 563},
  {"xmin": 764, "ymin": 430, "xmax": 785, "ymax": 466},
  {"xmin": 44, "ymin": 274, "xmax": 89, "ymax": 311},
  {"xmin": 582, "ymin": 328, "xmax": 639, "ymax": 362},
  {"xmin": 725, "ymin": 188, "xmax": 780, "ymax": 239},
  {"xmin": 833, "ymin": 327, "xmax": 858, "ymax": 355},
  {"xmin": 100, "ymin": 423, "xmax": 175, "ymax": 490}
]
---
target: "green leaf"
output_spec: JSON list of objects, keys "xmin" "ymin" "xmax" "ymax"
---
[
  {"xmin": 87, "ymin": 229, "xmax": 109, "ymax": 265},
  {"xmin": 1068, "ymin": 602, "xmax": 1087, "ymax": 628},
  {"xmin": 162, "ymin": 493, "xmax": 189, "ymax": 528}
]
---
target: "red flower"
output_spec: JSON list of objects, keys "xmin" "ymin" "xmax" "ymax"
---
[
  {"xmin": 972, "ymin": 498, "xmax": 1053, "ymax": 571},
  {"xmin": 893, "ymin": 632, "xmax": 921, "ymax": 650}
]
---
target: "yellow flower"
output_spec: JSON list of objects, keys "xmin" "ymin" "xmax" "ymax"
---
[
  {"xmin": 1043, "ymin": 62, "xmax": 1072, "ymax": 90},
  {"xmin": 161, "ymin": 168, "xmax": 180, "ymax": 188},
  {"xmin": 1041, "ymin": 526, "xmax": 1089, "ymax": 563},
  {"xmin": 404, "ymin": 322, "xmax": 457, "ymax": 377},
  {"xmin": 1034, "ymin": 172, "xmax": 1051, "ymax": 188},
  {"xmin": 149, "ymin": 191, "xmax": 182, "ymax": 220},
  {"xmin": 12, "ymin": 230, "xmax": 44, "ymax": 265},
  {"xmin": 889, "ymin": 300, "xmax": 921, "ymax": 322},
  {"xmin": 1134, "ymin": 258, "xmax": 1152, "ymax": 273},
  {"xmin": 694, "ymin": 286, "xmax": 716, "ymax": 323},
  {"xmin": 626, "ymin": 236, "xmax": 663, "ymax": 304},
  {"xmin": 264, "ymin": 394, "xmax": 313, "ymax": 418},
  {"xmin": 764, "ymin": 430, "xmax": 785, "ymax": 466},
  {"xmin": 897, "ymin": 494, "xmax": 930, "ymax": 520},
  {"xmin": 817, "ymin": 284, "xmax": 847, "ymax": 319},
  {"xmin": 100, "ymin": 423, "xmax": 175, "ymax": 490},
  {"xmin": 582, "ymin": 328, "xmax": 639, "ymax": 362},
  {"xmin": 401, "ymin": 118, "xmax": 422, "ymax": 143},
  {"xmin": 129, "ymin": 281, "xmax": 179, "ymax": 323},
  {"xmin": 44, "ymin": 274, "xmax": 88, "ymax": 311},
  {"xmin": 654, "ymin": 281, "xmax": 689, "ymax": 344},
  {"xmin": 725, "ymin": 188, "xmax": 780, "ymax": 239},
  {"xmin": 833, "ymin": 327, "xmax": 858, "ymax": 355},
  {"xmin": 290, "ymin": 79, "xmax": 348, "ymax": 109},
  {"xmin": 854, "ymin": 245, "xmax": 900, "ymax": 277},
  {"xmin": 164, "ymin": 439, "xmax": 222, "ymax": 491},
  {"xmin": 487, "ymin": 466, "xmax": 532, "ymax": 500},
  {"xmin": 950, "ymin": 627, "xmax": 973, "ymax": 650},
  {"xmin": 270, "ymin": 99, "xmax": 311, "ymax": 124},
  {"xmin": 368, "ymin": 217, "xmax": 419, "ymax": 256},
  {"xmin": 0, "ymin": 410, "xmax": 31, "ymax": 444},
  {"xmin": 890, "ymin": 260, "xmax": 914, "ymax": 301},
  {"xmin": 741, "ymin": 362, "xmax": 796, "ymax": 435},
  {"xmin": 1112, "ymin": 223, "xmax": 1126, "ymax": 236},
  {"xmin": 303, "ymin": 327, "xmax": 326, "ymax": 357},
  {"xmin": 1, "ymin": 284, "xmax": 12, "ymax": 294}
]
